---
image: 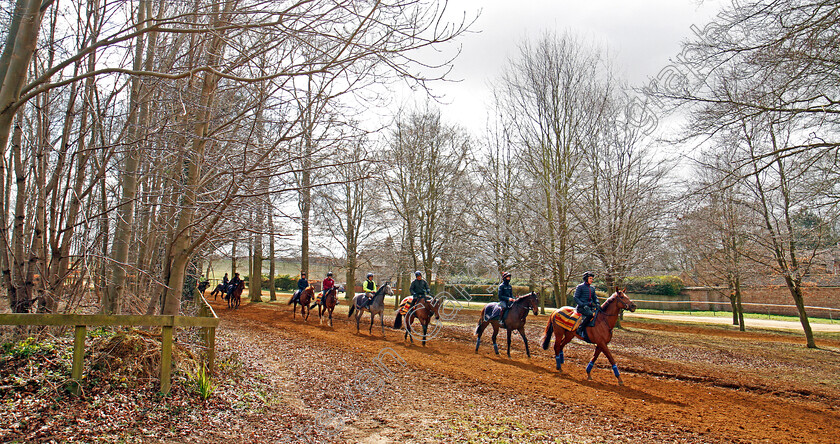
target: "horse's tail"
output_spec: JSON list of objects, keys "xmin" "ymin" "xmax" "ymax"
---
[
  {"xmin": 393, "ymin": 311, "xmax": 402, "ymax": 330},
  {"xmin": 309, "ymin": 303, "xmax": 318, "ymax": 310},
  {"xmin": 474, "ymin": 307, "xmax": 486, "ymax": 336},
  {"xmin": 540, "ymin": 315, "xmax": 554, "ymax": 350},
  {"xmin": 348, "ymin": 303, "xmax": 355, "ymax": 317},
  {"xmin": 287, "ymin": 296, "xmax": 294, "ymax": 305}
]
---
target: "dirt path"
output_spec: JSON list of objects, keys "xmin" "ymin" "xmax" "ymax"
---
[
  {"xmin": 625, "ymin": 312, "xmax": 840, "ymax": 332},
  {"xmin": 208, "ymin": 297, "xmax": 840, "ymax": 443}
]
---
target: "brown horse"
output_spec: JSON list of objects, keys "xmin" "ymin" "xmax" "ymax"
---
[
  {"xmin": 288, "ymin": 286, "xmax": 315, "ymax": 320},
  {"xmin": 393, "ymin": 295, "xmax": 441, "ymax": 347},
  {"xmin": 210, "ymin": 283, "xmax": 225, "ymax": 300},
  {"xmin": 540, "ymin": 290, "xmax": 637, "ymax": 384},
  {"xmin": 474, "ymin": 291, "xmax": 540, "ymax": 358},
  {"xmin": 228, "ymin": 280, "xmax": 245, "ymax": 309},
  {"xmin": 310, "ymin": 286, "xmax": 338, "ymax": 326}
]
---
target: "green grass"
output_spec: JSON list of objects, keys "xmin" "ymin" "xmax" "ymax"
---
[{"xmin": 633, "ymin": 308, "xmax": 838, "ymax": 324}]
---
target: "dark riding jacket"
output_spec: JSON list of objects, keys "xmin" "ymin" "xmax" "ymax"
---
[
  {"xmin": 498, "ymin": 281, "xmax": 513, "ymax": 309},
  {"xmin": 574, "ymin": 281, "xmax": 599, "ymax": 317},
  {"xmin": 228, "ymin": 276, "xmax": 242, "ymax": 293},
  {"xmin": 410, "ymin": 278, "xmax": 430, "ymax": 299},
  {"xmin": 297, "ymin": 277, "xmax": 308, "ymax": 292}
]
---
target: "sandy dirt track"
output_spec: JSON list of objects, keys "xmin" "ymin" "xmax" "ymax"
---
[{"xmin": 207, "ymin": 295, "xmax": 840, "ymax": 443}]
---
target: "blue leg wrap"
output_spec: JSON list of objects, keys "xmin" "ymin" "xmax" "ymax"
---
[
  {"xmin": 586, "ymin": 361, "xmax": 595, "ymax": 374},
  {"xmin": 558, "ymin": 352, "xmax": 564, "ymax": 364},
  {"xmin": 493, "ymin": 344, "xmax": 499, "ymax": 354},
  {"xmin": 555, "ymin": 355, "xmax": 562, "ymax": 370},
  {"xmin": 612, "ymin": 364, "xmax": 620, "ymax": 378}
]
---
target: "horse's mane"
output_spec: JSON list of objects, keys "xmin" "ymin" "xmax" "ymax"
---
[
  {"xmin": 600, "ymin": 291, "xmax": 625, "ymax": 310},
  {"xmin": 374, "ymin": 281, "xmax": 390, "ymax": 296},
  {"xmin": 514, "ymin": 291, "xmax": 537, "ymax": 304}
]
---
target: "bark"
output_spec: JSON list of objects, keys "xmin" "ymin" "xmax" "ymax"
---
[{"xmin": 104, "ymin": 0, "xmax": 148, "ymax": 314}]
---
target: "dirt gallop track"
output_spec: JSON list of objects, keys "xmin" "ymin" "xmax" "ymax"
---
[{"xmin": 211, "ymin": 296, "xmax": 840, "ymax": 443}]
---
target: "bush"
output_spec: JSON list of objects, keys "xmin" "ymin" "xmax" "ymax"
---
[
  {"xmin": 624, "ymin": 276, "xmax": 684, "ymax": 296},
  {"xmin": 275, "ymin": 274, "xmax": 297, "ymax": 290}
]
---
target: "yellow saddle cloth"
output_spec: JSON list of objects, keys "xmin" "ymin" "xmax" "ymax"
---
[
  {"xmin": 552, "ymin": 306, "xmax": 582, "ymax": 331},
  {"xmin": 398, "ymin": 297, "xmax": 413, "ymax": 315}
]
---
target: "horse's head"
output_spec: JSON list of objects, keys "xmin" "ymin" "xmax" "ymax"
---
[
  {"xmin": 613, "ymin": 289, "xmax": 636, "ymax": 312},
  {"xmin": 430, "ymin": 295, "xmax": 442, "ymax": 320},
  {"xmin": 516, "ymin": 291, "xmax": 539, "ymax": 315},
  {"xmin": 383, "ymin": 281, "xmax": 394, "ymax": 296}
]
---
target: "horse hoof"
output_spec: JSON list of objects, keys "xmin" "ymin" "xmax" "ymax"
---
[
  {"xmin": 587, "ymin": 375, "xmax": 593, "ymax": 381},
  {"xmin": 618, "ymin": 379, "xmax": 624, "ymax": 385}
]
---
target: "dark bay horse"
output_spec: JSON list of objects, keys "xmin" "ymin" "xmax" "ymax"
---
[
  {"xmin": 288, "ymin": 286, "xmax": 315, "ymax": 320},
  {"xmin": 210, "ymin": 283, "xmax": 226, "ymax": 300},
  {"xmin": 540, "ymin": 290, "xmax": 637, "ymax": 384},
  {"xmin": 393, "ymin": 296, "xmax": 441, "ymax": 347},
  {"xmin": 348, "ymin": 282, "xmax": 392, "ymax": 336},
  {"xmin": 474, "ymin": 291, "xmax": 540, "ymax": 358},
  {"xmin": 310, "ymin": 287, "xmax": 338, "ymax": 326},
  {"xmin": 228, "ymin": 280, "xmax": 245, "ymax": 309}
]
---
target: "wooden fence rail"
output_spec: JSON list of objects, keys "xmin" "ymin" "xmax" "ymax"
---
[{"xmin": 0, "ymin": 294, "xmax": 219, "ymax": 396}]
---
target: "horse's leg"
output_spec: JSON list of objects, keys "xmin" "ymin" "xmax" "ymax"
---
[
  {"xmin": 355, "ymin": 310, "xmax": 361, "ymax": 332},
  {"xmin": 292, "ymin": 302, "xmax": 297, "ymax": 319},
  {"xmin": 506, "ymin": 328, "xmax": 512, "ymax": 358},
  {"xmin": 598, "ymin": 343, "xmax": 623, "ymax": 385},
  {"xmin": 586, "ymin": 345, "xmax": 604, "ymax": 381},
  {"xmin": 369, "ymin": 311, "xmax": 374, "ymax": 334},
  {"xmin": 380, "ymin": 312, "xmax": 385, "ymax": 336},
  {"xmin": 329, "ymin": 307, "xmax": 333, "ymax": 327},
  {"xmin": 519, "ymin": 326, "xmax": 531, "ymax": 358},
  {"xmin": 475, "ymin": 321, "xmax": 487, "ymax": 353},
  {"xmin": 555, "ymin": 330, "xmax": 574, "ymax": 371},
  {"xmin": 422, "ymin": 322, "xmax": 428, "ymax": 347},
  {"xmin": 491, "ymin": 323, "xmax": 500, "ymax": 355}
]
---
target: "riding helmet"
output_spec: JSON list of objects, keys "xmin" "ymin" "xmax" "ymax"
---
[
  {"xmin": 415, "ymin": 270, "xmax": 422, "ymax": 276},
  {"xmin": 502, "ymin": 272, "xmax": 511, "ymax": 279},
  {"xmin": 367, "ymin": 272, "xmax": 374, "ymax": 278},
  {"xmin": 327, "ymin": 271, "xmax": 333, "ymax": 276},
  {"xmin": 582, "ymin": 271, "xmax": 595, "ymax": 282}
]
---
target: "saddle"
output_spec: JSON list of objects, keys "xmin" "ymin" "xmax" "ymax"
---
[
  {"xmin": 483, "ymin": 302, "xmax": 503, "ymax": 322},
  {"xmin": 552, "ymin": 306, "xmax": 583, "ymax": 331}
]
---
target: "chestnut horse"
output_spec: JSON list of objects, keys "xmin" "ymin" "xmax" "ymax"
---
[
  {"xmin": 310, "ymin": 286, "xmax": 339, "ymax": 326},
  {"xmin": 474, "ymin": 292, "xmax": 540, "ymax": 358},
  {"xmin": 393, "ymin": 296, "xmax": 441, "ymax": 347},
  {"xmin": 540, "ymin": 290, "xmax": 637, "ymax": 384},
  {"xmin": 288, "ymin": 286, "xmax": 315, "ymax": 320},
  {"xmin": 228, "ymin": 280, "xmax": 245, "ymax": 309}
]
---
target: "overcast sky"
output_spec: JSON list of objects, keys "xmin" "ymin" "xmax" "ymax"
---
[{"xmin": 418, "ymin": 0, "xmax": 726, "ymax": 134}]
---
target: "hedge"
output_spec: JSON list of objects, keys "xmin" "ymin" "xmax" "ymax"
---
[{"xmin": 622, "ymin": 276, "xmax": 684, "ymax": 296}]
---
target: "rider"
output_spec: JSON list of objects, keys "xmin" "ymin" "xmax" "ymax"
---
[
  {"xmin": 574, "ymin": 271, "xmax": 599, "ymax": 327},
  {"xmin": 361, "ymin": 272, "xmax": 377, "ymax": 308},
  {"xmin": 408, "ymin": 270, "xmax": 430, "ymax": 308},
  {"xmin": 222, "ymin": 273, "xmax": 230, "ymax": 292},
  {"xmin": 227, "ymin": 272, "xmax": 242, "ymax": 299},
  {"xmin": 293, "ymin": 271, "xmax": 308, "ymax": 303},
  {"xmin": 498, "ymin": 272, "xmax": 514, "ymax": 328},
  {"xmin": 321, "ymin": 271, "xmax": 335, "ymax": 303}
]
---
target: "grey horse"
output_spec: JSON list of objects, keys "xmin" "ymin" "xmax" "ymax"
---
[{"xmin": 348, "ymin": 282, "xmax": 393, "ymax": 336}]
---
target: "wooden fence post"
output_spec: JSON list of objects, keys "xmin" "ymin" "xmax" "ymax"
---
[
  {"xmin": 160, "ymin": 325, "xmax": 173, "ymax": 394},
  {"xmin": 70, "ymin": 325, "xmax": 86, "ymax": 396},
  {"xmin": 206, "ymin": 326, "xmax": 216, "ymax": 375}
]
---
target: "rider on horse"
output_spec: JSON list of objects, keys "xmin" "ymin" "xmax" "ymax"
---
[
  {"xmin": 574, "ymin": 271, "xmax": 599, "ymax": 327},
  {"xmin": 226, "ymin": 272, "xmax": 242, "ymax": 299},
  {"xmin": 222, "ymin": 273, "xmax": 229, "ymax": 292},
  {"xmin": 361, "ymin": 272, "xmax": 377, "ymax": 308},
  {"xmin": 408, "ymin": 270, "xmax": 430, "ymax": 307},
  {"xmin": 322, "ymin": 271, "xmax": 335, "ymax": 302},
  {"xmin": 292, "ymin": 271, "xmax": 308, "ymax": 304},
  {"xmin": 498, "ymin": 272, "xmax": 514, "ymax": 328}
]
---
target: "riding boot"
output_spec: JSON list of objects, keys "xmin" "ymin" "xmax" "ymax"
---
[{"xmin": 500, "ymin": 308, "xmax": 508, "ymax": 328}]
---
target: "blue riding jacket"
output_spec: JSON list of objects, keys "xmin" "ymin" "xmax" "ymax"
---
[{"xmin": 574, "ymin": 281, "xmax": 598, "ymax": 317}]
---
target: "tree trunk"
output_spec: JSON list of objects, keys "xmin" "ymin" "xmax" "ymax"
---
[{"xmin": 268, "ymin": 206, "xmax": 276, "ymax": 302}]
